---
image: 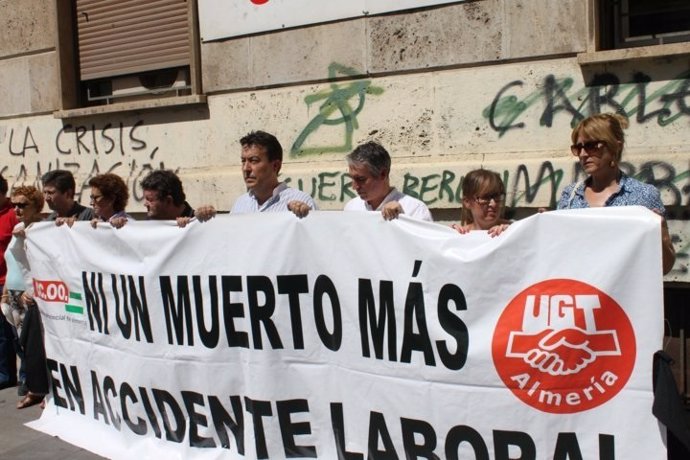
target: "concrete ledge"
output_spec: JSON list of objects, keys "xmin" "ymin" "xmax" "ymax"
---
[
  {"xmin": 53, "ymin": 95, "xmax": 207, "ymax": 119},
  {"xmin": 577, "ymin": 42, "xmax": 690, "ymax": 65}
]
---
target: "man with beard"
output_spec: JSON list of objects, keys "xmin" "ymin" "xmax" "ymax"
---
[{"xmin": 141, "ymin": 170, "xmax": 195, "ymax": 222}]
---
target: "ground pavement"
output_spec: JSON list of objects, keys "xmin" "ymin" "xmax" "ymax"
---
[{"xmin": 0, "ymin": 385, "xmax": 103, "ymax": 459}]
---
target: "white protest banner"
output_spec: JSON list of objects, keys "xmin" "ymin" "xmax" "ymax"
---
[
  {"xmin": 25, "ymin": 208, "xmax": 665, "ymax": 459},
  {"xmin": 199, "ymin": 0, "xmax": 467, "ymax": 41}
]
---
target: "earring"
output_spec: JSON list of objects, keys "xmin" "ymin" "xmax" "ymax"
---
[{"xmin": 609, "ymin": 160, "xmax": 616, "ymax": 168}]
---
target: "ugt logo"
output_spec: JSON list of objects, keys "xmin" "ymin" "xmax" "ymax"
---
[{"xmin": 492, "ymin": 279, "xmax": 636, "ymax": 414}]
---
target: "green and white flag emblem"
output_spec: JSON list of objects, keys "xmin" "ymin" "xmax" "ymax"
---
[{"xmin": 65, "ymin": 292, "xmax": 84, "ymax": 314}]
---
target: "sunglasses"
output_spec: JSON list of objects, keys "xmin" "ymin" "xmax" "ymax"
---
[
  {"xmin": 571, "ymin": 140, "xmax": 604, "ymax": 156},
  {"xmin": 11, "ymin": 202, "xmax": 29, "ymax": 209}
]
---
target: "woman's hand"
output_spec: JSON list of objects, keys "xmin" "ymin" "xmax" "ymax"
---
[
  {"xmin": 451, "ymin": 223, "xmax": 472, "ymax": 234},
  {"xmin": 653, "ymin": 209, "xmax": 676, "ymax": 275},
  {"xmin": 20, "ymin": 291, "xmax": 34, "ymax": 306},
  {"xmin": 487, "ymin": 222, "xmax": 511, "ymax": 237},
  {"xmin": 110, "ymin": 217, "xmax": 128, "ymax": 229}
]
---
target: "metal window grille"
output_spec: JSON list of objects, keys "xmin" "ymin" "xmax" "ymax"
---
[{"xmin": 613, "ymin": 0, "xmax": 690, "ymax": 48}]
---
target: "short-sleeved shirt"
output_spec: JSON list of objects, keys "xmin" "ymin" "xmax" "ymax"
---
[
  {"xmin": 231, "ymin": 183, "xmax": 317, "ymax": 214},
  {"xmin": 344, "ymin": 188, "xmax": 433, "ymax": 222},
  {"xmin": 557, "ymin": 173, "xmax": 665, "ymax": 215}
]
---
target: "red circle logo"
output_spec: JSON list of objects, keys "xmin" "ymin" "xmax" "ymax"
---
[
  {"xmin": 492, "ymin": 279, "xmax": 636, "ymax": 413},
  {"xmin": 251, "ymin": 0, "xmax": 269, "ymax": 4}
]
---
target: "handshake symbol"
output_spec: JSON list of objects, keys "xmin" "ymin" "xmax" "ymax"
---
[{"xmin": 506, "ymin": 328, "xmax": 621, "ymax": 376}]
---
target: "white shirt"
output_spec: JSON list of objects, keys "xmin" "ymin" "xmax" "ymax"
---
[
  {"xmin": 232, "ymin": 182, "xmax": 317, "ymax": 214},
  {"xmin": 344, "ymin": 188, "xmax": 433, "ymax": 221}
]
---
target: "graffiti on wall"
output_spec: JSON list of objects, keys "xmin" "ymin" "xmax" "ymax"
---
[
  {"xmin": 290, "ymin": 63, "xmax": 384, "ymax": 157},
  {"xmin": 285, "ymin": 161, "xmax": 690, "ymax": 209},
  {"xmin": 285, "ymin": 161, "xmax": 690, "ymax": 276},
  {"xmin": 0, "ymin": 121, "xmax": 175, "ymax": 203},
  {"xmin": 485, "ymin": 71, "xmax": 690, "ymax": 137}
]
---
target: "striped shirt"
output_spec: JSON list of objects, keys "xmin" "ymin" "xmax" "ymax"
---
[{"xmin": 231, "ymin": 182, "xmax": 317, "ymax": 214}]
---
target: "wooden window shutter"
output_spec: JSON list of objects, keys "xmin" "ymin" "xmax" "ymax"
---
[{"xmin": 76, "ymin": 0, "xmax": 190, "ymax": 81}]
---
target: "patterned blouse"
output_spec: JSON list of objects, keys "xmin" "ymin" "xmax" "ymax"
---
[{"xmin": 557, "ymin": 172, "xmax": 665, "ymax": 215}]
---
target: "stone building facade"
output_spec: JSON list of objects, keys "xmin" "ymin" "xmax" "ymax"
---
[{"xmin": 1, "ymin": 0, "xmax": 689, "ymax": 380}]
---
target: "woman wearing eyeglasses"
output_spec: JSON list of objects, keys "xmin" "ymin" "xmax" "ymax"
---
[
  {"xmin": 88, "ymin": 173, "xmax": 131, "ymax": 228},
  {"xmin": 452, "ymin": 169, "xmax": 511, "ymax": 237},
  {"xmin": 0, "ymin": 186, "xmax": 46, "ymax": 408},
  {"xmin": 557, "ymin": 112, "xmax": 675, "ymax": 274}
]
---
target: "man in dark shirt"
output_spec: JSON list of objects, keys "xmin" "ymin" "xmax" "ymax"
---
[
  {"xmin": 140, "ymin": 170, "xmax": 194, "ymax": 221},
  {"xmin": 42, "ymin": 170, "xmax": 94, "ymax": 222}
]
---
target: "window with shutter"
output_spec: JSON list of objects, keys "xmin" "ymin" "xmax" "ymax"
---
[{"xmin": 56, "ymin": 0, "xmax": 203, "ymax": 113}]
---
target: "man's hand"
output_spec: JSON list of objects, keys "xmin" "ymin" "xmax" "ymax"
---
[
  {"xmin": 381, "ymin": 201, "xmax": 403, "ymax": 221},
  {"xmin": 55, "ymin": 217, "xmax": 76, "ymax": 227},
  {"xmin": 176, "ymin": 217, "xmax": 194, "ymax": 228},
  {"xmin": 195, "ymin": 206, "xmax": 217, "ymax": 222},
  {"xmin": 287, "ymin": 201, "xmax": 311, "ymax": 218}
]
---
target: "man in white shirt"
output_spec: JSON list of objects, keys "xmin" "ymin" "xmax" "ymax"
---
[
  {"xmin": 344, "ymin": 141, "xmax": 432, "ymax": 221},
  {"xmin": 231, "ymin": 131, "xmax": 316, "ymax": 215},
  {"xmin": 195, "ymin": 131, "xmax": 316, "ymax": 220}
]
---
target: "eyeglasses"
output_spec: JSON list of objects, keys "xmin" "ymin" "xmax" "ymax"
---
[
  {"xmin": 571, "ymin": 140, "xmax": 604, "ymax": 156},
  {"xmin": 89, "ymin": 194, "xmax": 103, "ymax": 203},
  {"xmin": 474, "ymin": 194, "xmax": 505, "ymax": 205},
  {"xmin": 11, "ymin": 202, "xmax": 28, "ymax": 209}
]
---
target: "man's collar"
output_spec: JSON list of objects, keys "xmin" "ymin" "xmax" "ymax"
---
[
  {"xmin": 367, "ymin": 186, "xmax": 396, "ymax": 210},
  {"xmin": 250, "ymin": 182, "xmax": 285, "ymax": 203},
  {"xmin": 57, "ymin": 201, "xmax": 81, "ymax": 217}
]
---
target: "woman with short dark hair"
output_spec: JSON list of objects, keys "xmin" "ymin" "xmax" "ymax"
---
[{"xmin": 88, "ymin": 173, "xmax": 131, "ymax": 228}]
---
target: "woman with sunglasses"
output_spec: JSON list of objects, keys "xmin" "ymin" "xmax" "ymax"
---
[
  {"xmin": 452, "ymin": 169, "xmax": 511, "ymax": 237},
  {"xmin": 558, "ymin": 113, "xmax": 675, "ymax": 274},
  {"xmin": 88, "ymin": 173, "xmax": 131, "ymax": 228},
  {"xmin": 1, "ymin": 186, "xmax": 46, "ymax": 408}
]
